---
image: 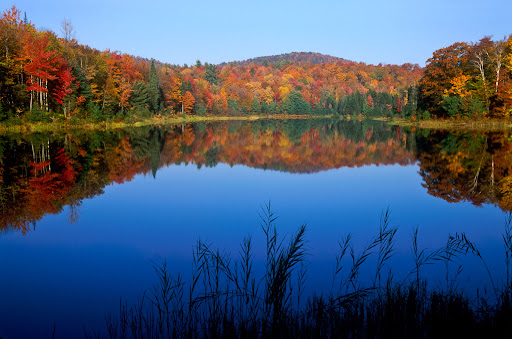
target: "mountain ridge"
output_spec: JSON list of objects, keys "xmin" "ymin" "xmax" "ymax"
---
[{"xmin": 220, "ymin": 52, "xmax": 350, "ymax": 66}]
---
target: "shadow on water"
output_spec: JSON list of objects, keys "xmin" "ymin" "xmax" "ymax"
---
[{"xmin": 82, "ymin": 204, "xmax": 512, "ymax": 339}]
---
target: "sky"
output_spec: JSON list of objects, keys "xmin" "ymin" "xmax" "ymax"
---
[{"xmin": 5, "ymin": 0, "xmax": 512, "ymax": 67}]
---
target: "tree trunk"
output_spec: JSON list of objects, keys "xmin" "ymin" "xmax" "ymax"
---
[
  {"xmin": 472, "ymin": 52, "xmax": 489, "ymax": 112},
  {"xmin": 45, "ymin": 79, "xmax": 48, "ymax": 111}
]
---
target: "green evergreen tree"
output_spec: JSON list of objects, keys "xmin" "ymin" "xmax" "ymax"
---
[
  {"xmin": 441, "ymin": 96, "xmax": 463, "ymax": 117},
  {"xmin": 181, "ymin": 80, "xmax": 193, "ymax": 94},
  {"xmin": 251, "ymin": 97, "xmax": 261, "ymax": 113},
  {"xmin": 326, "ymin": 96, "xmax": 336, "ymax": 111},
  {"xmin": 282, "ymin": 90, "xmax": 311, "ymax": 115},
  {"xmin": 362, "ymin": 98, "xmax": 371, "ymax": 115},
  {"xmin": 73, "ymin": 66, "xmax": 93, "ymax": 103},
  {"xmin": 147, "ymin": 60, "xmax": 161, "ymax": 113},
  {"xmin": 197, "ymin": 105, "xmax": 207, "ymax": 116},
  {"xmin": 337, "ymin": 97, "xmax": 345, "ymax": 115},
  {"xmin": 403, "ymin": 86, "xmax": 419, "ymax": 118},
  {"xmin": 402, "ymin": 102, "xmax": 415, "ymax": 118},
  {"xmin": 355, "ymin": 91, "xmax": 364, "ymax": 114},
  {"xmin": 88, "ymin": 102, "xmax": 103, "ymax": 122},
  {"xmin": 345, "ymin": 94, "xmax": 358, "ymax": 115},
  {"xmin": 131, "ymin": 81, "xmax": 151, "ymax": 116},
  {"xmin": 268, "ymin": 101, "xmax": 279, "ymax": 114},
  {"xmin": 261, "ymin": 101, "xmax": 269, "ymax": 113},
  {"xmin": 204, "ymin": 63, "xmax": 219, "ymax": 85},
  {"xmin": 227, "ymin": 98, "xmax": 239, "ymax": 114}
]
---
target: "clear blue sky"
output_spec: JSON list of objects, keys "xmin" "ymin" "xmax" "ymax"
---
[{"xmin": 6, "ymin": 0, "xmax": 512, "ymax": 66}]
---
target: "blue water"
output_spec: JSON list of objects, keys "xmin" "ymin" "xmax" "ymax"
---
[{"xmin": 0, "ymin": 122, "xmax": 508, "ymax": 337}]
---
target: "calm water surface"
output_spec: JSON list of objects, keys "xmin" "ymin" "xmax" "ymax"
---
[{"xmin": 0, "ymin": 119, "xmax": 509, "ymax": 337}]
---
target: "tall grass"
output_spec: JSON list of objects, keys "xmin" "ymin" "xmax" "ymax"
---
[{"xmin": 88, "ymin": 205, "xmax": 512, "ymax": 338}]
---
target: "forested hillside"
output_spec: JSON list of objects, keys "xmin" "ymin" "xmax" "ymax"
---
[
  {"xmin": 0, "ymin": 6, "xmax": 423, "ymax": 125},
  {"xmin": 221, "ymin": 52, "xmax": 349, "ymax": 66}
]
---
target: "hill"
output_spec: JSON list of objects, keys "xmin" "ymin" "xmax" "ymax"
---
[
  {"xmin": 221, "ymin": 52, "xmax": 349, "ymax": 66},
  {"xmin": 0, "ymin": 6, "xmax": 424, "ymax": 122}
]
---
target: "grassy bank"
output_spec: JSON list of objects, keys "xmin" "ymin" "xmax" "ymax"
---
[
  {"xmin": 390, "ymin": 117, "xmax": 512, "ymax": 131},
  {"xmin": 0, "ymin": 114, "xmax": 334, "ymax": 134},
  {"xmin": 85, "ymin": 206, "xmax": 512, "ymax": 338}
]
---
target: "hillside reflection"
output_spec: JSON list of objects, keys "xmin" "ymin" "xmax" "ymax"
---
[
  {"xmin": 0, "ymin": 120, "xmax": 415, "ymax": 233},
  {"xmin": 7, "ymin": 120, "xmax": 512, "ymax": 234}
]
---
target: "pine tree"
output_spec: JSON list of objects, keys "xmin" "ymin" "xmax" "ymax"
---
[
  {"xmin": 204, "ymin": 63, "xmax": 219, "ymax": 85},
  {"xmin": 73, "ymin": 66, "xmax": 93, "ymax": 103},
  {"xmin": 147, "ymin": 60, "xmax": 161, "ymax": 113},
  {"xmin": 282, "ymin": 90, "xmax": 311, "ymax": 115},
  {"xmin": 131, "ymin": 81, "xmax": 150, "ymax": 116},
  {"xmin": 251, "ymin": 97, "xmax": 261, "ymax": 113},
  {"xmin": 269, "ymin": 101, "xmax": 279, "ymax": 114}
]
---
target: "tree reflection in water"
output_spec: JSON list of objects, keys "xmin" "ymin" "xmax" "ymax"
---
[{"xmin": 6, "ymin": 119, "xmax": 512, "ymax": 233}]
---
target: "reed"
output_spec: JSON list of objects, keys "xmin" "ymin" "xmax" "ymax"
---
[{"xmin": 92, "ymin": 205, "xmax": 512, "ymax": 338}]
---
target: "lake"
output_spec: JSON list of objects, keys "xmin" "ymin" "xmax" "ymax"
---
[{"xmin": 0, "ymin": 119, "xmax": 510, "ymax": 337}]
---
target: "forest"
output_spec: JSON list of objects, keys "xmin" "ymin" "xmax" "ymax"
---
[
  {"xmin": 1, "ymin": 6, "xmax": 512, "ymax": 126},
  {"xmin": 0, "ymin": 6, "xmax": 423, "ymax": 125},
  {"xmin": 420, "ymin": 37, "xmax": 512, "ymax": 118}
]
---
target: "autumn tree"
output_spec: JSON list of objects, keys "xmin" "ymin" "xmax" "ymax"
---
[
  {"xmin": 419, "ymin": 42, "xmax": 470, "ymax": 117},
  {"xmin": 101, "ymin": 52, "xmax": 141, "ymax": 116},
  {"xmin": 182, "ymin": 91, "xmax": 195, "ymax": 114},
  {"xmin": 59, "ymin": 19, "xmax": 77, "ymax": 62},
  {"xmin": 52, "ymin": 57, "xmax": 75, "ymax": 118},
  {"xmin": 470, "ymin": 37, "xmax": 494, "ymax": 112},
  {"xmin": 0, "ymin": 6, "xmax": 27, "ymax": 115},
  {"xmin": 19, "ymin": 33, "xmax": 62, "ymax": 112}
]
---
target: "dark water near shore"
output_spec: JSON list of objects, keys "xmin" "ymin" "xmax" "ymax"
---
[{"xmin": 0, "ymin": 119, "xmax": 510, "ymax": 337}]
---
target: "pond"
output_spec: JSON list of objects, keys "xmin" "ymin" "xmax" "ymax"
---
[{"xmin": 0, "ymin": 119, "xmax": 510, "ymax": 337}]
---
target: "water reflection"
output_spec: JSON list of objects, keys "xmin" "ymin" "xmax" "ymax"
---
[
  {"xmin": 2, "ymin": 119, "xmax": 511, "ymax": 337},
  {"xmin": 0, "ymin": 120, "xmax": 415, "ymax": 233},
  {"xmin": 3, "ymin": 119, "xmax": 512, "ymax": 234},
  {"xmin": 416, "ymin": 129, "xmax": 512, "ymax": 210}
]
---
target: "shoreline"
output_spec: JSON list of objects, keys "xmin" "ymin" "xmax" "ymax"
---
[
  {"xmin": 388, "ymin": 117, "xmax": 512, "ymax": 131},
  {"xmin": 0, "ymin": 114, "xmax": 335, "ymax": 133},
  {"xmin": 4, "ymin": 114, "xmax": 512, "ymax": 134}
]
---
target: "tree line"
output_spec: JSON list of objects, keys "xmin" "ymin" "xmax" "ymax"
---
[
  {"xmin": 2, "ymin": 5, "xmax": 510, "ymax": 123},
  {"xmin": 0, "ymin": 6, "xmax": 422, "ymax": 124},
  {"xmin": 419, "ymin": 36, "xmax": 512, "ymax": 118}
]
